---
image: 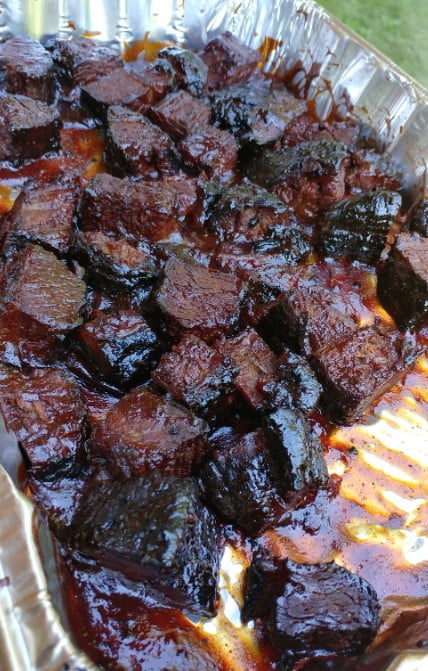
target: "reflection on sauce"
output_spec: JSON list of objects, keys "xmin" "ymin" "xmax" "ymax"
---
[
  {"xmin": 257, "ymin": 36, "xmax": 283, "ymax": 65},
  {"xmin": 122, "ymin": 33, "xmax": 173, "ymax": 62}
]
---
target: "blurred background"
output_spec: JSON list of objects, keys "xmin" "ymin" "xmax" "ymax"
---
[{"xmin": 319, "ymin": 0, "xmax": 428, "ymax": 87}]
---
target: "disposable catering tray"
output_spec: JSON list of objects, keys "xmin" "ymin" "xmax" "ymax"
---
[{"xmin": 0, "ymin": 1, "xmax": 427, "ymax": 670}]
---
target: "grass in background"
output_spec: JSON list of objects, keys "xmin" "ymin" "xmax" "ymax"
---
[{"xmin": 318, "ymin": 0, "xmax": 428, "ymax": 88}]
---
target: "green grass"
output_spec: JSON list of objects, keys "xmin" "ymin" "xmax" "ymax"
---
[{"xmin": 318, "ymin": 0, "xmax": 428, "ymax": 88}]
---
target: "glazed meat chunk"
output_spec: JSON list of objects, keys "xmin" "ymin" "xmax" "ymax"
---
[
  {"xmin": 50, "ymin": 36, "xmax": 122, "ymax": 87},
  {"xmin": 152, "ymin": 335, "xmax": 237, "ymax": 418},
  {"xmin": 148, "ymin": 90, "xmax": 211, "ymax": 140},
  {"xmin": 0, "ymin": 366, "xmax": 86, "ymax": 478},
  {"xmin": 313, "ymin": 325, "xmax": 421, "ymax": 424},
  {"xmin": 179, "ymin": 126, "xmax": 238, "ymax": 180},
  {"xmin": 125, "ymin": 60, "xmax": 171, "ymax": 101},
  {"xmin": 409, "ymin": 199, "xmax": 428, "ymax": 237},
  {"xmin": 70, "ymin": 475, "xmax": 220, "ymax": 617},
  {"xmin": 377, "ymin": 233, "xmax": 428, "ymax": 330},
  {"xmin": 262, "ymin": 349, "xmax": 323, "ymax": 415},
  {"xmin": 77, "ymin": 310, "xmax": 159, "ymax": 389},
  {"xmin": 81, "ymin": 68, "xmax": 156, "ymax": 118},
  {"xmin": 157, "ymin": 46, "xmax": 208, "ymax": 97},
  {"xmin": 0, "ymin": 36, "xmax": 56, "ymax": 103},
  {"xmin": 155, "ymin": 258, "xmax": 246, "ymax": 342},
  {"xmin": 0, "ymin": 93, "xmax": 60, "ymax": 161},
  {"xmin": 201, "ymin": 32, "xmax": 260, "ymax": 91},
  {"xmin": 91, "ymin": 387, "xmax": 208, "ymax": 478}
]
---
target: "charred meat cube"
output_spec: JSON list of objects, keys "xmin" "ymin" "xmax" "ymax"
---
[
  {"xmin": 81, "ymin": 68, "xmax": 155, "ymax": 118},
  {"xmin": 215, "ymin": 328, "xmax": 277, "ymax": 411},
  {"xmin": 313, "ymin": 325, "xmax": 421, "ymax": 424},
  {"xmin": 201, "ymin": 32, "xmax": 260, "ymax": 91},
  {"xmin": 77, "ymin": 310, "xmax": 159, "ymax": 389},
  {"xmin": 2, "ymin": 183, "xmax": 78, "ymax": 255},
  {"xmin": 179, "ymin": 126, "xmax": 238, "ymax": 180},
  {"xmin": 155, "ymin": 258, "xmax": 246, "ymax": 342},
  {"xmin": 70, "ymin": 474, "xmax": 220, "ymax": 617},
  {"xmin": 148, "ymin": 90, "xmax": 211, "ymax": 141},
  {"xmin": 91, "ymin": 387, "xmax": 209, "ymax": 478},
  {"xmin": 0, "ymin": 366, "xmax": 86, "ymax": 478},
  {"xmin": 0, "ymin": 36, "xmax": 56, "ymax": 103},
  {"xmin": 105, "ymin": 105, "xmax": 178, "ymax": 177},
  {"xmin": 280, "ymin": 112, "xmax": 360, "ymax": 149},
  {"xmin": 246, "ymin": 88, "xmax": 308, "ymax": 146},
  {"xmin": 199, "ymin": 429, "xmax": 285, "ymax": 533},
  {"xmin": 319, "ymin": 190, "xmax": 402, "ymax": 263},
  {"xmin": 50, "ymin": 36, "xmax": 122, "ymax": 87},
  {"xmin": 262, "ymin": 349, "xmax": 323, "ymax": 415},
  {"xmin": 125, "ymin": 60, "xmax": 171, "ymax": 102},
  {"xmin": 152, "ymin": 335, "xmax": 237, "ymax": 418},
  {"xmin": 263, "ymin": 408, "xmax": 328, "ymax": 492},
  {"xmin": 157, "ymin": 46, "xmax": 208, "ymax": 97},
  {"xmin": 409, "ymin": 199, "xmax": 428, "ymax": 237},
  {"xmin": 0, "ymin": 93, "xmax": 60, "ymax": 162},
  {"xmin": 345, "ymin": 147, "xmax": 400, "ymax": 194}
]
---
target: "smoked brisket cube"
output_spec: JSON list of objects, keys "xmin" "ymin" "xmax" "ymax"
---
[
  {"xmin": 0, "ymin": 93, "xmax": 60, "ymax": 162},
  {"xmin": 377, "ymin": 233, "xmax": 428, "ymax": 330},
  {"xmin": 91, "ymin": 387, "xmax": 209, "ymax": 478},
  {"xmin": 105, "ymin": 105, "xmax": 178, "ymax": 177},
  {"xmin": 77, "ymin": 310, "xmax": 159, "ymax": 389},
  {"xmin": 155, "ymin": 258, "xmax": 246, "ymax": 342},
  {"xmin": 50, "ymin": 36, "xmax": 122, "ymax": 87},
  {"xmin": 81, "ymin": 68, "xmax": 153, "ymax": 118},
  {"xmin": 345, "ymin": 147, "xmax": 400, "ymax": 193},
  {"xmin": 125, "ymin": 60, "xmax": 171, "ymax": 103},
  {"xmin": 409, "ymin": 199, "xmax": 428, "ymax": 237},
  {"xmin": 319, "ymin": 190, "xmax": 402, "ymax": 263},
  {"xmin": 280, "ymin": 113, "xmax": 360, "ymax": 149},
  {"xmin": 179, "ymin": 125, "xmax": 238, "ymax": 180},
  {"xmin": 199, "ymin": 429, "xmax": 285, "ymax": 533},
  {"xmin": 157, "ymin": 46, "xmax": 208, "ymax": 98},
  {"xmin": 313, "ymin": 325, "xmax": 421, "ymax": 424},
  {"xmin": 245, "ymin": 88, "xmax": 307, "ymax": 146},
  {"xmin": 0, "ymin": 366, "xmax": 86, "ymax": 478},
  {"xmin": 152, "ymin": 335, "xmax": 237, "ymax": 417},
  {"xmin": 0, "ymin": 36, "xmax": 56, "ymax": 103},
  {"xmin": 215, "ymin": 328, "xmax": 277, "ymax": 411},
  {"xmin": 201, "ymin": 32, "xmax": 260, "ymax": 91},
  {"xmin": 148, "ymin": 90, "xmax": 211, "ymax": 141},
  {"xmin": 3, "ymin": 183, "xmax": 78, "ymax": 255},
  {"xmin": 70, "ymin": 474, "xmax": 220, "ymax": 617},
  {"xmin": 263, "ymin": 408, "xmax": 328, "ymax": 492},
  {"xmin": 262, "ymin": 349, "xmax": 323, "ymax": 415}
]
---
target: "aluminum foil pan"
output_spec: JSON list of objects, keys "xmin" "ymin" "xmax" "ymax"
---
[{"xmin": 0, "ymin": 1, "xmax": 428, "ymax": 670}]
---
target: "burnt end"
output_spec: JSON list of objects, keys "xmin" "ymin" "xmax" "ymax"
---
[
  {"xmin": 281, "ymin": 113, "xmax": 360, "ymax": 149},
  {"xmin": 313, "ymin": 325, "xmax": 421, "ymax": 425},
  {"xmin": 91, "ymin": 387, "xmax": 209, "ymax": 478},
  {"xmin": 125, "ymin": 60, "xmax": 171, "ymax": 103},
  {"xmin": 263, "ymin": 349, "xmax": 323, "ymax": 415},
  {"xmin": 3, "ymin": 183, "xmax": 78, "ymax": 255},
  {"xmin": 70, "ymin": 475, "xmax": 220, "ymax": 617},
  {"xmin": 105, "ymin": 105, "xmax": 179, "ymax": 178},
  {"xmin": 319, "ymin": 190, "xmax": 402, "ymax": 263},
  {"xmin": 50, "ymin": 36, "xmax": 122, "ymax": 87},
  {"xmin": 215, "ymin": 327, "xmax": 277, "ymax": 411},
  {"xmin": 377, "ymin": 233, "xmax": 428, "ymax": 330},
  {"xmin": 0, "ymin": 36, "xmax": 56, "ymax": 103},
  {"xmin": 201, "ymin": 32, "xmax": 260, "ymax": 91},
  {"xmin": 245, "ymin": 89, "xmax": 308, "ymax": 146},
  {"xmin": 0, "ymin": 93, "xmax": 60, "ymax": 162},
  {"xmin": 80, "ymin": 68, "xmax": 153, "ymax": 118},
  {"xmin": 0, "ymin": 244, "xmax": 86, "ymax": 366},
  {"xmin": 242, "ymin": 549, "xmax": 289, "ymax": 622},
  {"xmin": 73, "ymin": 231, "xmax": 157, "ymax": 292},
  {"xmin": 155, "ymin": 258, "xmax": 246, "ymax": 342},
  {"xmin": 179, "ymin": 126, "xmax": 238, "ymax": 180},
  {"xmin": 199, "ymin": 429, "xmax": 285, "ymax": 533},
  {"xmin": 148, "ymin": 90, "xmax": 211, "ymax": 141},
  {"xmin": 77, "ymin": 310, "xmax": 159, "ymax": 389},
  {"xmin": 345, "ymin": 148, "xmax": 400, "ymax": 193},
  {"xmin": 152, "ymin": 335, "xmax": 237, "ymax": 418},
  {"xmin": 0, "ymin": 366, "xmax": 86, "ymax": 478},
  {"xmin": 157, "ymin": 46, "xmax": 208, "ymax": 98},
  {"xmin": 409, "ymin": 200, "xmax": 428, "ymax": 237}
]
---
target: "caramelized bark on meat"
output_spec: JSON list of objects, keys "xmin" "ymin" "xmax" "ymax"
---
[
  {"xmin": 152, "ymin": 335, "xmax": 237, "ymax": 418},
  {"xmin": 81, "ymin": 68, "xmax": 155, "ymax": 118},
  {"xmin": 215, "ymin": 327, "xmax": 277, "ymax": 411},
  {"xmin": 91, "ymin": 387, "xmax": 208, "ymax": 478},
  {"xmin": 50, "ymin": 36, "xmax": 122, "ymax": 87},
  {"xmin": 377, "ymin": 233, "xmax": 428, "ymax": 330},
  {"xmin": 125, "ymin": 59, "xmax": 171, "ymax": 101},
  {"xmin": 77, "ymin": 310, "xmax": 159, "ymax": 389},
  {"xmin": 319, "ymin": 190, "xmax": 402, "ymax": 263},
  {"xmin": 245, "ymin": 89, "xmax": 308, "ymax": 146},
  {"xmin": 105, "ymin": 105, "xmax": 179, "ymax": 177},
  {"xmin": 0, "ymin": 93, "xmax": 60, "ymax": 162},
  {"xmin": 2, "ymin": 183, "xmax": 78, "ymax": 255},
  {"xmin": 0, "ymin": 366, "xmax": 86, "ymax": 478},
  {"xmin": 199, "ymin": 429, "xmax": 285, "ymax": 533},
  {"xmin": 70, "ymin": 475, "xmax": 220, "ymax": 617},
  {"xmin": 79, "ymin": 173, "xmax": 197, "ymax": 243},
  {"xmin": 409, "ymin": 200, "xmax": 428, "ymax": 237},
  {"xmin": 179, "ymin": 126, "xmax": 238, "ymax": 180},
  {"xmin": 155, "ymin": 258, "xmax": 246, "ymax": 342},
  {"xmin": 148, "ymin": 90, "xmax": 211, "ymax": 140},
  {"xmin": 262, "ymin": 349, "xmax": 323, "ymax": 415},
  {"xmin": 313, "ymin": 325, "xmax": 421, "ymax": 425},
  {"xmin": 0, "ymin": 36, "xmax": 56, "ymax": 103},
  {"xmin": 263, "ymin": 408, "xmax": 328, "ymax": 491},
  {"xmin": 345, "ymin": 148, "xmax": 400, "ymax": 193},
  {"xmin": 157, "ymin": 46, "xmax": 208, "ymax": 97},
  {"xmin": 280, "ymin": 113, "xmax": 360, "ymax": 149},
  {"xmin": 201, "ymin": 32, "xmax": 260, "ymax": 91}
]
